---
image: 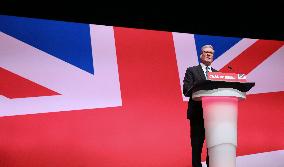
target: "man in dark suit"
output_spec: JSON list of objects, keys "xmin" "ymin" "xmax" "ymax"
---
[{"xmin": 183, "ymin": 45, "xmax": 218, "ymax": 167}]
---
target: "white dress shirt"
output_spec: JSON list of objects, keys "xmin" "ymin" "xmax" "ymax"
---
[{"xmin": 200, "ymin": 63, "xmax": 212, "ymax": 79}]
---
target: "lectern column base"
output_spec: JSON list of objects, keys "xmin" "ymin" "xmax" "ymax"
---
[
  {"xmin": 201, "ymin": 96, "xmax": 238, "ymax": 167},
  {"xmin": 209, "ymin": 143, "xmax": 236, "ymax": 167}
]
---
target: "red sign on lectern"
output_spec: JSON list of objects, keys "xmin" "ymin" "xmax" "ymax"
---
[{"xmin": 208, "ymin": 72, "xmax": 246, "ymax": 82}]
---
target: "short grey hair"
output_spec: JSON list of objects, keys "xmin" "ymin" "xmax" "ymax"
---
[{"xmin": 201, "ymin": 45, "xmax": 214, "ymax": 52}]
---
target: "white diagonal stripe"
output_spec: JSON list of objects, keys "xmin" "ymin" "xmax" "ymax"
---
[
  {"xmin": 0, "ymin": 24, "xmax": 122, "ymax": 116},
  {"xmin": 173, "ymin": 32, "xmax": 198, "ymax": 101},
  {"xmin": 212, "ymin": 38, "xmax": 258, "ymax": 70}
]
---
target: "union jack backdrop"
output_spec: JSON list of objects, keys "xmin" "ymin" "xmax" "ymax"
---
[{"xmin": 0, "ymin": 15, "xmax": 283, "ymax": 167}]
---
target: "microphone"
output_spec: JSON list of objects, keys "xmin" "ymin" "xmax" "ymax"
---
[{"xmin": 228, "ymin": 66, "xmax": 233, "ymax": 71}]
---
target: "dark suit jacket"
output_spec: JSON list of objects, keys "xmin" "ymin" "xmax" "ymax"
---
[{"xmin": 183, "ymin": 64, "xmax": 218, "ymax": 119}]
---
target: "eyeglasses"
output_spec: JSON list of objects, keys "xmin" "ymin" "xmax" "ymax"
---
[{"xmin": 203, "ymin": 51, "xmax": 214, "ymax": 54}]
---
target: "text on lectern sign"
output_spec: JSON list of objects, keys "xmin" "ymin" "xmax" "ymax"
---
[{"xmin": 208, "ymin": 72, "xmax": 247, "ymax": 82}]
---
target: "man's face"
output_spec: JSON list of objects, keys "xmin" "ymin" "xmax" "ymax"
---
[{"xmin": 201, "ymin": 47, "xmax": 214, "ymax": 66}]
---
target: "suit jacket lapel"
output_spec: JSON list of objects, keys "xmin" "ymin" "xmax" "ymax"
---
[{"xmin": 197, "ymin": 64, "xmax": 206, "ymax": 80}]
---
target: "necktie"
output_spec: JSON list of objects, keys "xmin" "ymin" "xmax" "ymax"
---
[{"xmin": 205, "ymin": 66, "xmax": 209, "ymax": 79}]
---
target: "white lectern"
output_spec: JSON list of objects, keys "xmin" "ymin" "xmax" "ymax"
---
[{"xmin": 192, "ymin": 80, "xmax": 255, "ymax": 167}]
